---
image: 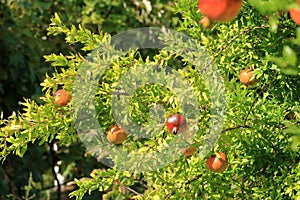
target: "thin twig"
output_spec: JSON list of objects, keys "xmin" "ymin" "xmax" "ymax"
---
[
  {"xmin": 8, "ymin": 194, "xmax": 22, "ymax": 200},
  {"xmin": 123, "ymin": 186, "xmax": 144, "ymax": 196},
  {"xmin": 221, "ymin": 124, "xmax": 251, "ymax": 133},
  {"xmin": 242, "ymin": 72, "xmax": 278, "ymax": 126},
  {"xmin": 165, "ymin": 174, "xmax": 203, "ymax": 200},
  {"xmin": 139, "ymin": 180, "xmax": 152, "ymax": 189},
  {"xmin": 273, "ymin": 120, "xmax": 300, "ymax": 129},
  {"xmin": 98, "ymin": 91, "xmax": 129, "ymax": 96},
  {"xmin": 38, "ymin": 180, "xmax": 76, "ymax": 193},
  {"xmin": 165, "ymin": 124, "xmax": 254, "ymax": 199}
]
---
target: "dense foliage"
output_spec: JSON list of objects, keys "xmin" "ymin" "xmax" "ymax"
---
[
  {"xmin": 0, "ymin": 0, "xmax": 177, "ymax": 117},
  {"xmin": 1, "ymin": 0, "xmax": 300, "ymax": 199}
]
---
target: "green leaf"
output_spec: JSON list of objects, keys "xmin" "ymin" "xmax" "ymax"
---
[
  {"xmin": 283, "ymin": 46, "xmax": 297, "ymax": 67},
  {"xmin": 269, "ymin": 15, "xmax": 278, "ymax": 33}
]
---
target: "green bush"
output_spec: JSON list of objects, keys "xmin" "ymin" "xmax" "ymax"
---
[
  {"xmin": 0, "ymin": 0, "xmax": 177, "ymax": 117},
  {"xmin": 0, "ymin": 0, "xmax": 177, "ymax": 198},
  {"xmin": 0, "ymin": 0, "xmax": 300, "ymax": 199}
]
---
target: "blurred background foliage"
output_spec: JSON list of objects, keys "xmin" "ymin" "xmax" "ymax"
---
[
  {"xmin": 0, "ymin": 0, "xmax": 179, "ymax": 118},
  {"xmin": 0, "ymin": 0, "xmax": 178, "ymax": 199}
]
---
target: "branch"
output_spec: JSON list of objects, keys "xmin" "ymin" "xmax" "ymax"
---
[
  {"xmin": 273, "ymin": 120, "xmax": 300, "ymax": 130},
  {"xmin": 38, "ymin": 180, "xmax": 76, "ymax": 193},
  {"xmin": 49, "ymin": 142, "xmax": 61, "ymax": 200},
  {"xmin": 165, "ymin": 124, "xmax": 253, "ymax": 199},
  {"xmin": 123, "ymin": 186, "xmax": 144, "ymax": 197},
  {"xmin": 243, "ymin": 71, "xmax": 279, "ymax": 125},
  {"xmin": 221, "ymin": 124, "xmax": 251, "ymax": 133}
]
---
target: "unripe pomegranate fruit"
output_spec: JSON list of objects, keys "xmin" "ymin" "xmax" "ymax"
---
[
  {"xmin": 106, "ymin": 125, "xmax": 128, "ymax": 144},
  {"xmin": 206, "ymin": 152, "xmax": 228, "ymax": 173},
  {"xmin": 239, "ymin": 69, "xmax": 256, "ymax": 86},
  {"xmin": 52, "ymin": 89, "xmax": 71, "ymax": 107}
]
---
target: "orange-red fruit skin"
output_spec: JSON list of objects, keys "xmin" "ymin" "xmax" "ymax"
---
[
  {"xmin": 180, "ymin": 146, "xmax": 197, "ymax": 157},
  {"xmin": 290, "ymin": 0, "xmax": 300, "ymax": 25},
  {"xmin": 165, "ymin": 114, "xmax": 188, "ymax": 134},
  {"xmin": 240, "ymin": 69, "xmax": 255, "ymax": 86},
  {"xmin": 52, "ymin": 89, "xmax": 71, "ymax": 107},
  {"xmin": 198, "ymin": 0, "xmax": 243, "ymax": 22},
  {"xmin": 206, "ymin": 152, "xmax": 228, "ymax": 173},
  {"xmin": 106, "ymin": 125, "xmax": 128, "ymax": 144}
]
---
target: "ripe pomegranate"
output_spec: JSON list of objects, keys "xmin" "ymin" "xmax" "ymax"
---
[
  {"xmin": 165, "ymin": 114, "xmax": 188, "ymax": 135},
  {"xmin": 106, "ymin": 125, "xmax": 128, "ymax": 144},
  {"xmin": 239, "ymin": 69, "xmax": 256, "ymax": 86},
  {"xmin": 289, "ymin": 0, "xmax": 300, "ymax": 25},
  {"xmin": 206, "ymin": 152, "xmax": 228, "ymax": 173},
  {"xmin": 198, "ymin": 0, "xmax": 243, "ymax": 22},
  {"xmin": 52, "ymin": 89, "xmax": 71, "ymax": 107}
]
